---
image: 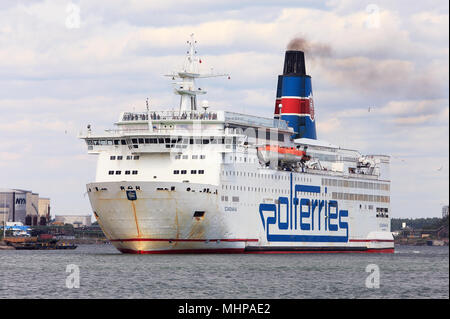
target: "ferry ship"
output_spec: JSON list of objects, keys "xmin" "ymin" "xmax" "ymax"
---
[{"xmin": 80, "ymin": 35, "xmax": 394, "ymax": 254}]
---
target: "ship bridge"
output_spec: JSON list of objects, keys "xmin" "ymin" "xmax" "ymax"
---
[{"xmin": 80, "ymin": 109, "xmax": 293, "ymax": 155}]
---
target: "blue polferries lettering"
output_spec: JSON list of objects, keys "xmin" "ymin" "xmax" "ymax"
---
[{"xmin": 259, "ymin": 173, "xmax": 349, "ymax": 242}]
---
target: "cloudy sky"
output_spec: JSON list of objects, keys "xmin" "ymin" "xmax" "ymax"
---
[{"xmin": 0, "ymin": 0, "xmax": 448, "ymax": 219}]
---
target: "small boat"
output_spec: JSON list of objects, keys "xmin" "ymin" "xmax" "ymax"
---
[
  {"xmin": 10, "ymin": 242, "xmax": 77, "ymax": 250},
  {"xmin": 5, "ymin": 235, "xmax": 77, "ymax": 250},
  {"xmin": 257, "ymin": 145, "xmax": 310, "ymax": 164}
]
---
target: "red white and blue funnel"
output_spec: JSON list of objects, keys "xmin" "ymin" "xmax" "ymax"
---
[{"xmin": 274, "ymin": 50, "xmax": 317, "ymax": 140}]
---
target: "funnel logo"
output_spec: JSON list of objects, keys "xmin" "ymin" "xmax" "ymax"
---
[
  {"xmin": 309, "ymin": 95, "xmax": 315, "ymax": 121},
  {"xmin": 259, "ymin": 173, "xmax": 348, "ymax": 242}
]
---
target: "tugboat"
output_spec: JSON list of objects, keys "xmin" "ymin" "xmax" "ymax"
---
[{"xmin": 5, "ymin": 234, "xmax": 77, "ymax": 250}]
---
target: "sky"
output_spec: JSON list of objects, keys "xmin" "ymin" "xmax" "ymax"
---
[{"xmin": 0, "ymin": 0, "xmax": 448, "ymax": 219}]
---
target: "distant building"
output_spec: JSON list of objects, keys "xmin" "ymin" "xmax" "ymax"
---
[
  {"xmin": 54, "ymin": 215, "xmax": 92, "ymax": 228},
  {"xmin": 442, "ymin": 205, "xmax": 449, "ymax": 218},
  {"xmin": 38, "ymin": 198, "xmax": 51, "ymax": 225},
  {"xmin": 0, "ymin": 188, "xmax": 50, "ymax": 226}
]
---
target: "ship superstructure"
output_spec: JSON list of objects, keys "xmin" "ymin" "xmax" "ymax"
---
[{"xmin": 80, "ymin": 36, "xmax": 393, "ymax": 254}]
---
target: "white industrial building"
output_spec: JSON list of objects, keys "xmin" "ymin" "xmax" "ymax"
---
[{"xmin": 54, "ymin": 215, "xmax": 92, "ymax": 228}]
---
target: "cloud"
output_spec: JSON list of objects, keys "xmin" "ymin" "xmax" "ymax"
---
[
  {"xmin": 316, "ymin": 118, "xmax": 341, "ymax": 134},
  {"xmin": 0, "ymin": 1, "xmax": 448, "ymax": 218}
]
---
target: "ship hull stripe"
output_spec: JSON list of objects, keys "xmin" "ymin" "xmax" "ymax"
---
[
  {"xmin": 118, "ymin": 247, "xmax": 394, "ymax": 254},
  {"xmin": 244, "ymin": 246, "xmax": 394, "ymax": 253},
  {"xmin": 110, "ymin": 238, "xmax": 259, "ymax": 243},
  {"xmin": 111, "ymin": 238, "xmax": 393, "ymax": 243},
  {"xmin": 349, "ymin": 239, "xmax": 394, "ymax": 243}
]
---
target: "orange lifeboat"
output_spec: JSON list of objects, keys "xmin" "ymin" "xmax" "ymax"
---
[{"xmin": 257, "ymin": 145, "xmax": 310, "ymax": 164}]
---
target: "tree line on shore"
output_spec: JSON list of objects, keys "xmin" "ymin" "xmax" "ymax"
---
[{"xmin": 391, "ymin": 216, "xmax": 449, "ymax": 233}]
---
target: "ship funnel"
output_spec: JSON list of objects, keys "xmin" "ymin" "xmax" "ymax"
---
[
  {"xmin": 283, "ymin": 50, "xmax": 306, "ymax": 75},
  {"xmin": 274, "ymin": 50, "xmax": 317, "ymax": 140}
]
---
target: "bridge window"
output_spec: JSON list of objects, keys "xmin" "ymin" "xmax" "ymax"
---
[
  {"xmin": 108, "ymin": 171, "xmax": 114, "ymax": 175},
  {"xmin": 115, "ymin": 171, "xmax": 121, "ymax": 175},
  {"xmin": 117, "ymin": 156, "xmax": 123, "ymax": 160},
  {"xmin": 132, "ymin": 170, "xmax": 138, "ymax": 175},
  {"xmin": 110, "ymin": 156, "xmax": 116, "ymax": 160},
  {"xmin": 191, "ymin": 170, "xmax": 197, "ymax": 174},
  {"xmin": 199, "ymin": 170, "xmax": 204, "ymax": 174},
  {"xmin": 181, "ymin": 170, "xmax": 187, "ymax": 174},
  {"xmin": 125, "ymin": 171, "xmax": 130, "ymax": 175},
  {"xmin": 174, "ymin": 170, "xmax": 179, "ymax": 174},
  {"xmin": 134, "ymin": 156, "xmax": 139, "ymax": 160}
]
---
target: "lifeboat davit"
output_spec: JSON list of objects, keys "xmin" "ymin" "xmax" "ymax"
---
[{"xmin": 257, "ymin": 145, "xmax": 310, "ymax": 164}]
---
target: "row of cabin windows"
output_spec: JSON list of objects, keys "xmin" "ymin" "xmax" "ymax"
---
[
  {"xmin": 227, "ymin": 156, "xmax": 256, "ymax": 163},
  {"xmin": 174, "ymin": 170, "xmax": 205, "ymax": 175},
  {"xmin": 132, "ymin": 137, "xmax": 232, "ymax": 145},
  {"xmin": 322, "ymin": 178, "xmax": 389, "ymax": 191},
  {"xmin": 108, "ymin": 170, "xmax": 138, "ymax": 175},
  {"xmin": 87, "ymin": 137, "xmax": 233, "ymax": 146},
  {"xmin": 223, "ymin": 171, "xmax": 312, "ymax": 183},
  {"xmin": 110, "ymin": 155, "xmax": 139, "ymax": 160},
  {"xmin": 89, "ymin": 133, "xmax": 283, "ymax": 147},
  {"xmin": 331, "ymin": 192, "xmax": 390, "ymax": 203},
  {"xmin": 174, "ymin": 155, "xmax": 206, "ymax": 160},
  {"xmin": 221, "ymin": 184, "xmax": 322, "ymax": 196},
  {"xmin": 88, "ymin": 140, "xmax": 126, "ymax": 146}
]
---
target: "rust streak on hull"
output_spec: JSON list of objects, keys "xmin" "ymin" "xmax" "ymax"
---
[{"xmin": 131, "ymin": 201, "xmax": 141, "ymax": 238}]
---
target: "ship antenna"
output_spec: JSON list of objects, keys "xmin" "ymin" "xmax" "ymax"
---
[
  {"xmin": 146, "ymin": 97, "xmax": 153, "ymax": 133},
  {"xmin": 164, "ymin": 34, "xmax": 230, "ymax": 114}
]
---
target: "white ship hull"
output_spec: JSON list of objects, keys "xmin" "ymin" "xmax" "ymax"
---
[
  {"xmin": 87, "ymin": 176, "xmax": 394, "ymax": 254},
  {"xmin": 88, "ymin": 181, "xmax": 247, "ymax": 253}
]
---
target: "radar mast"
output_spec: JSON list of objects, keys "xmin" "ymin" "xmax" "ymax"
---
[{"xmin": 165, "ymin": 34, "xmax": 229, "ymax": 113}]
